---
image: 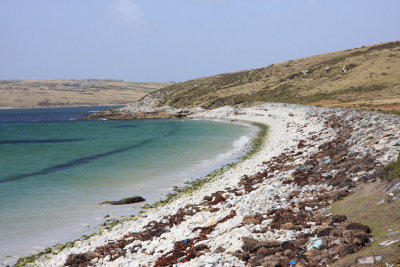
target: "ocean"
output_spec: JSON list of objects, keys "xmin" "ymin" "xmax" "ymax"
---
[{"xmin": 0, "ymin": 106, "xmax": 255, "ymax": 263}]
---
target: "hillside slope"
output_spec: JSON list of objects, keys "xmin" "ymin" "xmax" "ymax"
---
[
  {"xmin": 147, "ymin": 41, "xmax": 400, "ymax": 114},
  {"xmin": 0, "ymin": 79, "xmax": 173, "ymax": 109}
]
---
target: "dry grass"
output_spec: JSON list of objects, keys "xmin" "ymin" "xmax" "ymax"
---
[
  {"xmin": 0, "ymin": 80, "xmax": 173, "ymax": 109},
  {"xmin": 330, "ymin": 181, "xmax": 400, "ymax": 266},
  {"xmin": 149, "ymin": 41, "xmax": 400, "ymax": 114}
]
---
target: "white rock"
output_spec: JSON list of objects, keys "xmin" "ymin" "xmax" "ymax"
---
[
  {"xmin": 305, "ymin": 206, "xmax": 313, "ymax": 212},
  {"xmin": 357, "ymin": 256, "xmax": 374, "ymax": 264}
]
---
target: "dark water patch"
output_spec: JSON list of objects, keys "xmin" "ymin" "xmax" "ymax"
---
[
  {"xmin": 0, "ymin": 139, "xmax": 153, "ymax": 184},
  {"xmin": 0, "ymin": 127, "xmax": 179, "ymax": 184},
  {"xmin": 0, "ymin": 139, "xmax": 85, "ymax": 145},
  {"xmin": 111, "ymin": 125, "xmax": 138, "ymax": 128}
]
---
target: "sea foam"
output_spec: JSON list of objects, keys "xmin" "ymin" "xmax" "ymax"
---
[{"xmin": 233, "ymin": 135, "xmax": 250, "ymax": 148}]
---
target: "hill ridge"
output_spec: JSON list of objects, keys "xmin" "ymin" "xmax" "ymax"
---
[{"xmin": 143, "ymin": 40, "xmax": 400, "ymax": 114}]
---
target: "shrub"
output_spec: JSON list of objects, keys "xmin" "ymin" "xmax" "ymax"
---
[{"xmin": 384, "ymin": 152, "xmax": 400, "ymax": 181}]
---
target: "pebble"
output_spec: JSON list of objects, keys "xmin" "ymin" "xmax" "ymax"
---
[{"xmin": 305, "ymin": 206, "xmax": 313, "ymax": 212}]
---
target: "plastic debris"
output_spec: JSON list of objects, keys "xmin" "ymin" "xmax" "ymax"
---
[
  {"xmin": 319, "ymin": 206, "xmax": 331, "ymax": 214},
  {"xmin": 184, "ymin": 239, "xmax": 189, "ymax": 245},
  {"xmin": 379, "ymin": 239, "xmax": 400, "ymax": 246},
  {"xmin": 324, "ymin": 159, "xmax": 331, "ymax": 164},
  {"xmin": 358, "ymin": 256, "xmax": 374, "ymax": 264},
  {"xmin": 385, "ymin": 230, "xmax": 400, "ymax": 237},
  {"xmin": 290, "ymin": 260, "xmax": 296, "ymax": 265},
  {"xmin": 295, "ymin": 164, "xmax": 314, "ymax": 171},
  {"xmin": 306, "ymin": 237, "xmax": 323, "ymax": 251}
]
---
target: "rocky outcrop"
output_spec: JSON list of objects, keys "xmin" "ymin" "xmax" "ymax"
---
[{"xmin": 86, "ymin": 106, "xmax": 203, "ymax": 120}]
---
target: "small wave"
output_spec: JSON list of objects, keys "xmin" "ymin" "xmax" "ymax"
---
[
  {"xmin": 233, "ymin": 136, "xmax": 250, "ymax": 148},
  {"xmin": 185, "ymin": 135, "xmax": 252, "ymax": 183}
]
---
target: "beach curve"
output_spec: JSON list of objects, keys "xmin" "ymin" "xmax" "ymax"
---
[{"xmin": 19, "ymin": 103, "xmax": 400, "ymax": 266}]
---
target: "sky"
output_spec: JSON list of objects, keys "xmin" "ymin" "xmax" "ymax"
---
[{"xmin": 1, "ymin": 0, "xmax": 399, "ymax": 82}]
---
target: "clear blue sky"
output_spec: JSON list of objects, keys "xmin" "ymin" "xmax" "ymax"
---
[{"xmin": 1, "ymin": 0, "xmax": 399, "ymax": 82}]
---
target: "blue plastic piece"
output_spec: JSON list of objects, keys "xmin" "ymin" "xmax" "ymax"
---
[
  {"xmin": 324, "ymin": 159, "xmax": 331, "ymax": 164},
  {"xmin": 290, "ymin": 260, "xmax": 296, "ymax": 265},
  {"xmin": 184, "ymin": 239, "xmax": 188, "ymax": 244},
  {"xmin": 307, "ymin": 237, "xmax": 323, "ymax": 251}
]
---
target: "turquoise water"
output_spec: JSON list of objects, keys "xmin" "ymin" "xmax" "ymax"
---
[{"xmin": 0, "ymin": 107, "xmax": 255, "ymax": 263}]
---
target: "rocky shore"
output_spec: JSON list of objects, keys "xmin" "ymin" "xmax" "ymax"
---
[
  {"xmin": 85, "ymin": 102, "xmax": 201, "ymax": 120},
  {"xmin": 22, "ymin": 103, "xmax": 399, "ymax": 266}
]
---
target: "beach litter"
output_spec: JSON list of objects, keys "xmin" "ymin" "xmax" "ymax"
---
[
  {"xmin": 358, "ymin": 256, "xmax": 375, "ymax": 264},
  {"xmin": 379, "ymin": 239, "xmax": 400, "ymax": 246},
  {"xmin": 306, "ymin": 237, "xmax": 323, "ymax": 251},
  {"xmin": 385, "ymin": 230, "xmax": 400, "ymax": 237}
]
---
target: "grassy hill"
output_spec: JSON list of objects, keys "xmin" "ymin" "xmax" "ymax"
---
[
  {"xmin": 0, "ymin": 79, "xmax": 173, "ymax": 109},
  {"xmin": 148, "ymin": 41, "xmax": 400, "ymax": 114}
]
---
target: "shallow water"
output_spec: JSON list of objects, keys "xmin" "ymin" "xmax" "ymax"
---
[{"xmin": 0, "ymin": 107, "xmax": 255, "ymax": 263}]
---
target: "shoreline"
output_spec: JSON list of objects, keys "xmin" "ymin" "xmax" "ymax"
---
[
  {"xmin": 0, "ymin": 118, "xmax": 257, "ymax": 266},
  {"xmin": 6, "ymin": 116, "xmax": 265, "ymax": 267},
  {"xmin": 15, "ymin": 103, "xmax": 400, "ymax": 266}
]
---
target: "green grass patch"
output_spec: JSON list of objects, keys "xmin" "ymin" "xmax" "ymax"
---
[
  {"xmin": 384, "ymin": 152, "xmax": 400, "ymax": 181},
  {"xmin": 377, "ymin": 110, "xmax": 400, "ymax": 116}
]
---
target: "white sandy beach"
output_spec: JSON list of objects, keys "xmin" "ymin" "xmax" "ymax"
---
[{"xmin": 20, "ymin": 103, "xmax": 400, "ymax": 266}]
